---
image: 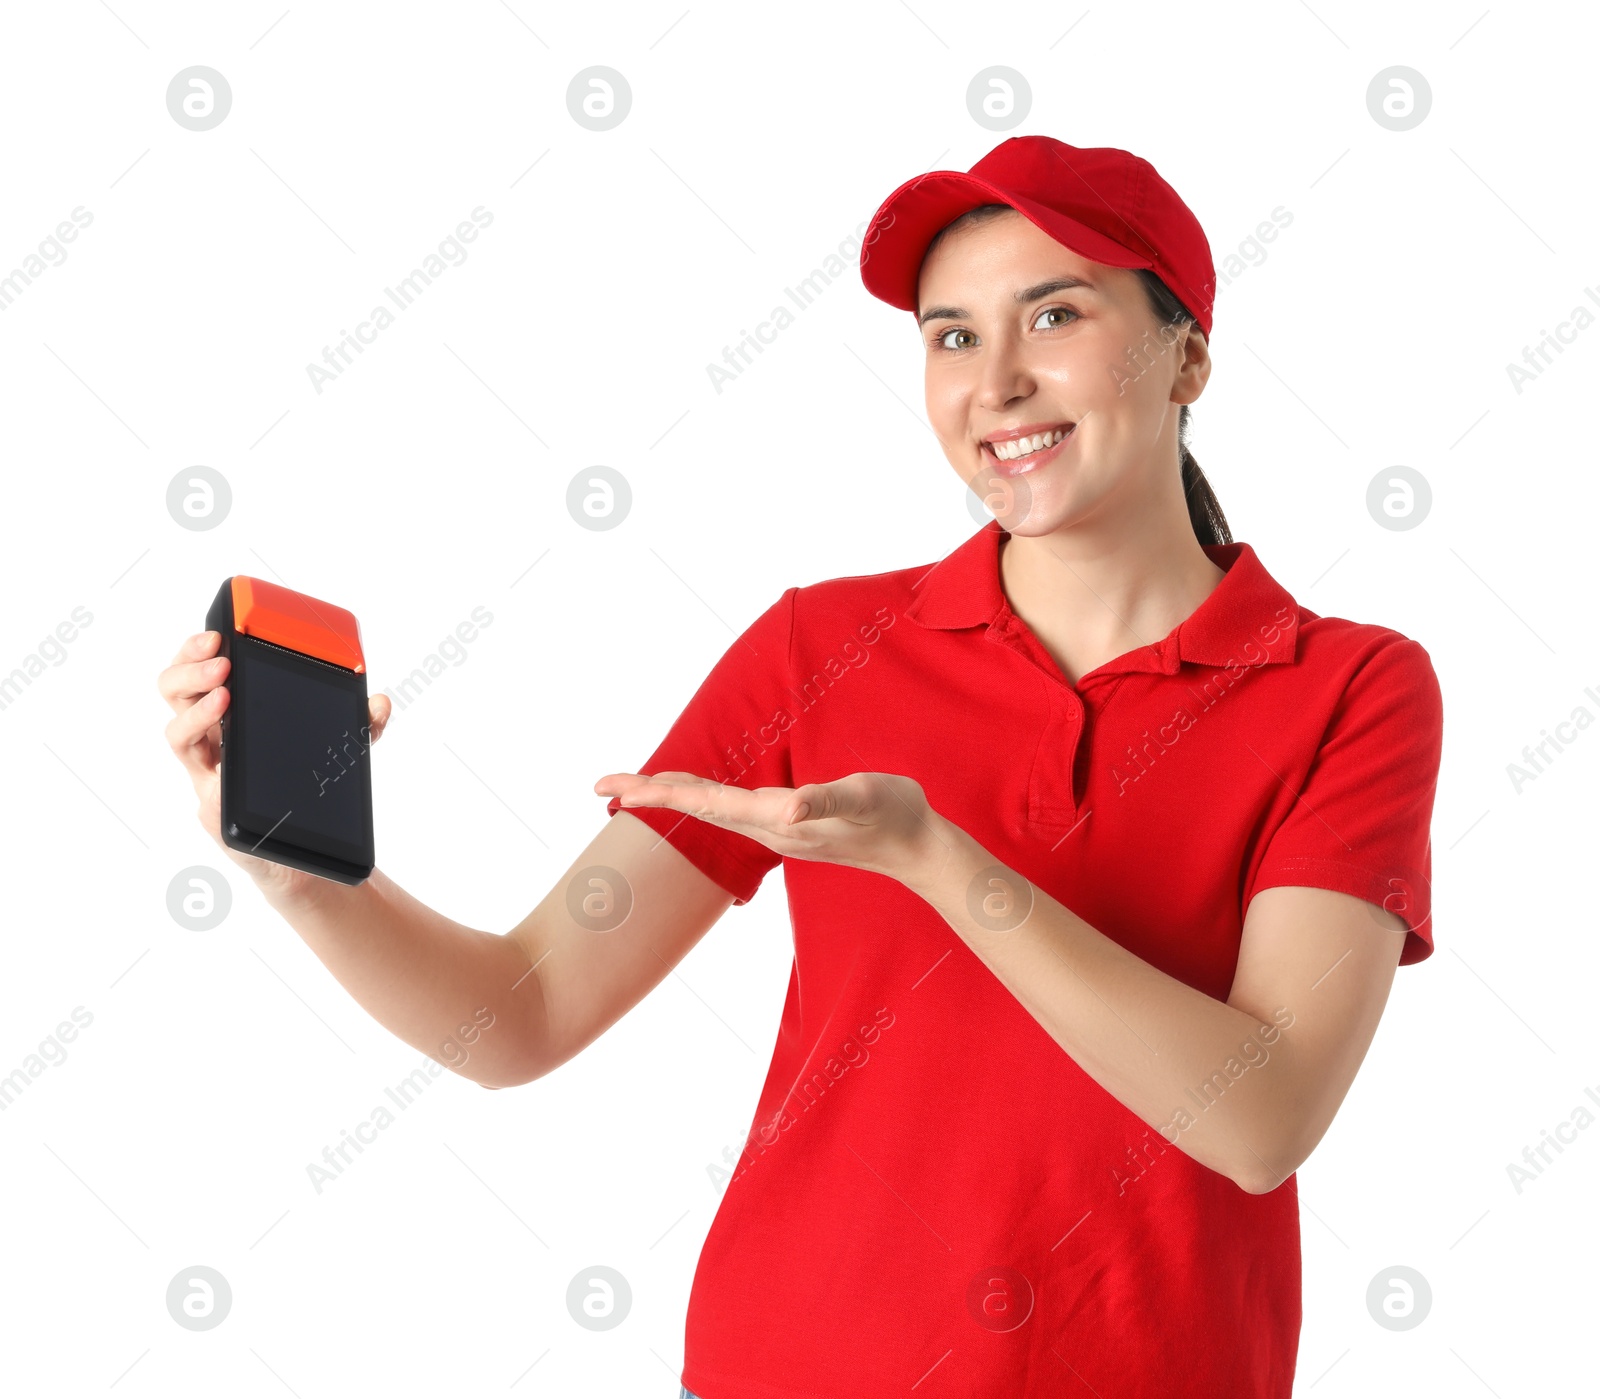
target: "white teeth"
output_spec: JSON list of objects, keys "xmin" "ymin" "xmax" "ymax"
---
[{"xmin": 989, "ymin": 426, "xmax": 1069, "ymax": 460}]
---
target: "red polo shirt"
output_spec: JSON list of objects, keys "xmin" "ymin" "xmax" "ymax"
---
[{"xmin": 605, "ymin": 518, "xmax": 1443, "ymax": 1399}]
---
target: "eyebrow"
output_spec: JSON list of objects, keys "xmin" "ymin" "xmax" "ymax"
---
[{"xmin": 917, "ymin": 276, "xmax": 1097, "ymax": 328}]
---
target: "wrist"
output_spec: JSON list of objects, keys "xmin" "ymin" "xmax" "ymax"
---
[
  {"xmin": 253, "ymin": 868, "xmax": 317, "ymax": 920},
  {"xmin": 256, "ymin": 863, "xmax": 367, "ymax": 921},
  {"xmin": 899, "ymin": 809, "xmax": 980, "ymax": 904}
]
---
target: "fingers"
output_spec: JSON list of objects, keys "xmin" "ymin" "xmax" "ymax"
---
[
  {"xmin": 367, "ymin": 691, "xmax": 392, "ymax": 742},
  {"xmin": 609, "ymin": 772, "xmax": 803, "ymax": 834},
  {"xmin": 596, "ymin": 771, "xmax": 722, "ymax": 818},
  {"xmin": 162, "ymin": 675, "xmax": 227, "ymax": 752},
  {"xmin": 163, "ymin": 688, "xmax": 225, "ymax": 784},
  {"xmin": 593, "ymin": 770, "xmax": 682, "ymax": 799},
  {"xmin": 159, "ymin": 631, "xmax": 229, "ymax": 780},
  {"xmin": 599, "ymin": 770, "xmax": 871, "ymax": 825},
  {"xmin": 597, "ymin": 771, "xmax": 819, "ymax": 836},
  {"xmin": 158, "ymin": 632, "xmax": 228, "ymax": 712},
  {"xmin": 165, "ymin": 628, "xmax": 219, "ymax": 671},
  {"xmin": 608, "ymin": 774, "xmax": 678, "ymax": 805}
]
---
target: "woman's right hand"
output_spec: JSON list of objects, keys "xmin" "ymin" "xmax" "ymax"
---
[{"xmin": 158, "ymin": 629, "xmax": 392, "ymax": 905}]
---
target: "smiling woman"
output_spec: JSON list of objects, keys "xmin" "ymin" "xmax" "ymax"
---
[{"xmin": 592, "ymin": 134, "xmax": 1444, "ymax": 1399}]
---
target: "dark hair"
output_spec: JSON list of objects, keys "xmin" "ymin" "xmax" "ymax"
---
[{"xmin": 920, "ymin": 204, "xmax": 1231, "ymax": 547}]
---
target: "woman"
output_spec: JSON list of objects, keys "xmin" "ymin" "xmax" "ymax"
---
[
  {"xmin": 598, "ymin": 137, "xmax": 1443, "ymax": 1398},
  {"xmin": 160, "ymin": 136, "xmax": 1442, "ymax": 1399}
]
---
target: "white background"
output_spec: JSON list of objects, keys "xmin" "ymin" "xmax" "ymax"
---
[{"xmin": 0, "ymin": 1, "xmax": 1593, "ymax": 1394}]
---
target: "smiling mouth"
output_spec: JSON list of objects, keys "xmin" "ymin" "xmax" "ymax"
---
[{"xmin": 983, "ymin": 423, "xmax": 1075, "ymax": 464}]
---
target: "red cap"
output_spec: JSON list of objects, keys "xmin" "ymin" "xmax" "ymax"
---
[{"xmin": 859, "ymin": 135, "xmax": 1216, "ymax": 339}]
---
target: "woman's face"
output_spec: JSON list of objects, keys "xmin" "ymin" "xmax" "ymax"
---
[{"xmin": 917, "ymin": 208, "xmax": 1208, "ymax": 538}]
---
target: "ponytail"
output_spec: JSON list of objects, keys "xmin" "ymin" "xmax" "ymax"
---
[
  {"xmin": 1135, "ymin": 270, "xmax": 1232, "ymax": 547},
  {"xmin": 1179, "ymin": 405, "xmax": 1231, "ymax": 547}
]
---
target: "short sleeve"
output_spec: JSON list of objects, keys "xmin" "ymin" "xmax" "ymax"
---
[
  {"xmin": 604, "ymin": 586, "xmax": 799, "ymax": 906},
  {"xmin": 1245, "ymin": 636, "xmax": 1444, "ymax": 965}
]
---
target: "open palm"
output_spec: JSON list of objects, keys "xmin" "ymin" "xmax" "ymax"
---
[{"xmin": 593, "ymin": 769, "xmax": 949, "ymax": 883}]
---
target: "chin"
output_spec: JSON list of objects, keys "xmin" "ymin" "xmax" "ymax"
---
[
  {"xmin": 993, "ymin": 489, "xmax": 1090, "ymax": 536},
  {"xmin": 1001, "ymin": 510, "xmax": 1070, "ymax": 537}
]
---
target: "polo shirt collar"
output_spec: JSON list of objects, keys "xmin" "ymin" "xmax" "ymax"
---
[{"xmin": 904, "ymin": 518, "xmax": 1300, "ymax": 672}]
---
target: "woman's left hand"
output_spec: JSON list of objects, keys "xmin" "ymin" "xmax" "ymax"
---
[{"xmin": 593, "ymin": 770, "xmax": 951, "ymax": 883}]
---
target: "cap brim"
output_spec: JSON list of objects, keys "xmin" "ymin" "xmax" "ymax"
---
[{"xmin": 859, "ymin": 168, "xmax": 1155, "ymax": 313}]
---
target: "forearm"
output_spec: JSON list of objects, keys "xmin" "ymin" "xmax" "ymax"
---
[
  {"xmin": 901, "ymin": 815, "xmax": 1305, "ymax": 1193},
  {"xmin": 262, "ymin": 867, "xmax": 543, "ymax": 1088}
]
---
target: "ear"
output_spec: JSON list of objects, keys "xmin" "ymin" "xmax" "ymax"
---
[{"xmin": 1171, "ymin": 323, "xmax": 1211, "ymax": 407}]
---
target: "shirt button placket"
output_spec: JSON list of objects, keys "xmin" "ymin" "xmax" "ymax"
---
[
  {"xmin": 1027, "ymin": 678, "xmax": 1082, "ymax": 828},
  {"xmin": 990, "ymin": 614, "xmax": 1083, "ymax": 828},
  {"xmin": 1056, "ymin": 687, "xmax": 1087, "ymax": 820}
]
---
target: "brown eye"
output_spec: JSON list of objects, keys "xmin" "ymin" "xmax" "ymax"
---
[
  {"xmin": 936, "ymin": 328, "xmax": 977, "ymax": 350},
  {"xmin": 1034, "ymin": 306, "xmax": 1080, "ymax": 330}
]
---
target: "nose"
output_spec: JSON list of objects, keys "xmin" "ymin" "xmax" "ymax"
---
[{"xmin": 974, "ymin": 331, "xmax": 1036, "ymax": 413}]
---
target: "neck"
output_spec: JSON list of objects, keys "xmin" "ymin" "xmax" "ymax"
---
[{"xmin": 997, "ymin": 512, "xmax": 1227, "ymax": 684}]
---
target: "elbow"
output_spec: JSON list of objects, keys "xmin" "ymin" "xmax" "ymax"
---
[
  {"xmin": 1233, "ymin": 1149, "xmax": 1311, "ymax": 1196},
  {"xmin": 471, "ymin": 1059, "xmax": 543, "ymax": 1090},
  {"xmin": 1231, "ymin": 1129, "xmax": 1312, "ymax": 1195},
  {"xmin": 1233, "ymin": 1167, "xmax": 1285, "ymax": 1196},
  {"xmin": 462, "ymin": 1048, "xmax": 545, "ymax": 1091},
  {"xmin": 465, "ymin": 1007, "xmax": 551, "ymax": 1089}
]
